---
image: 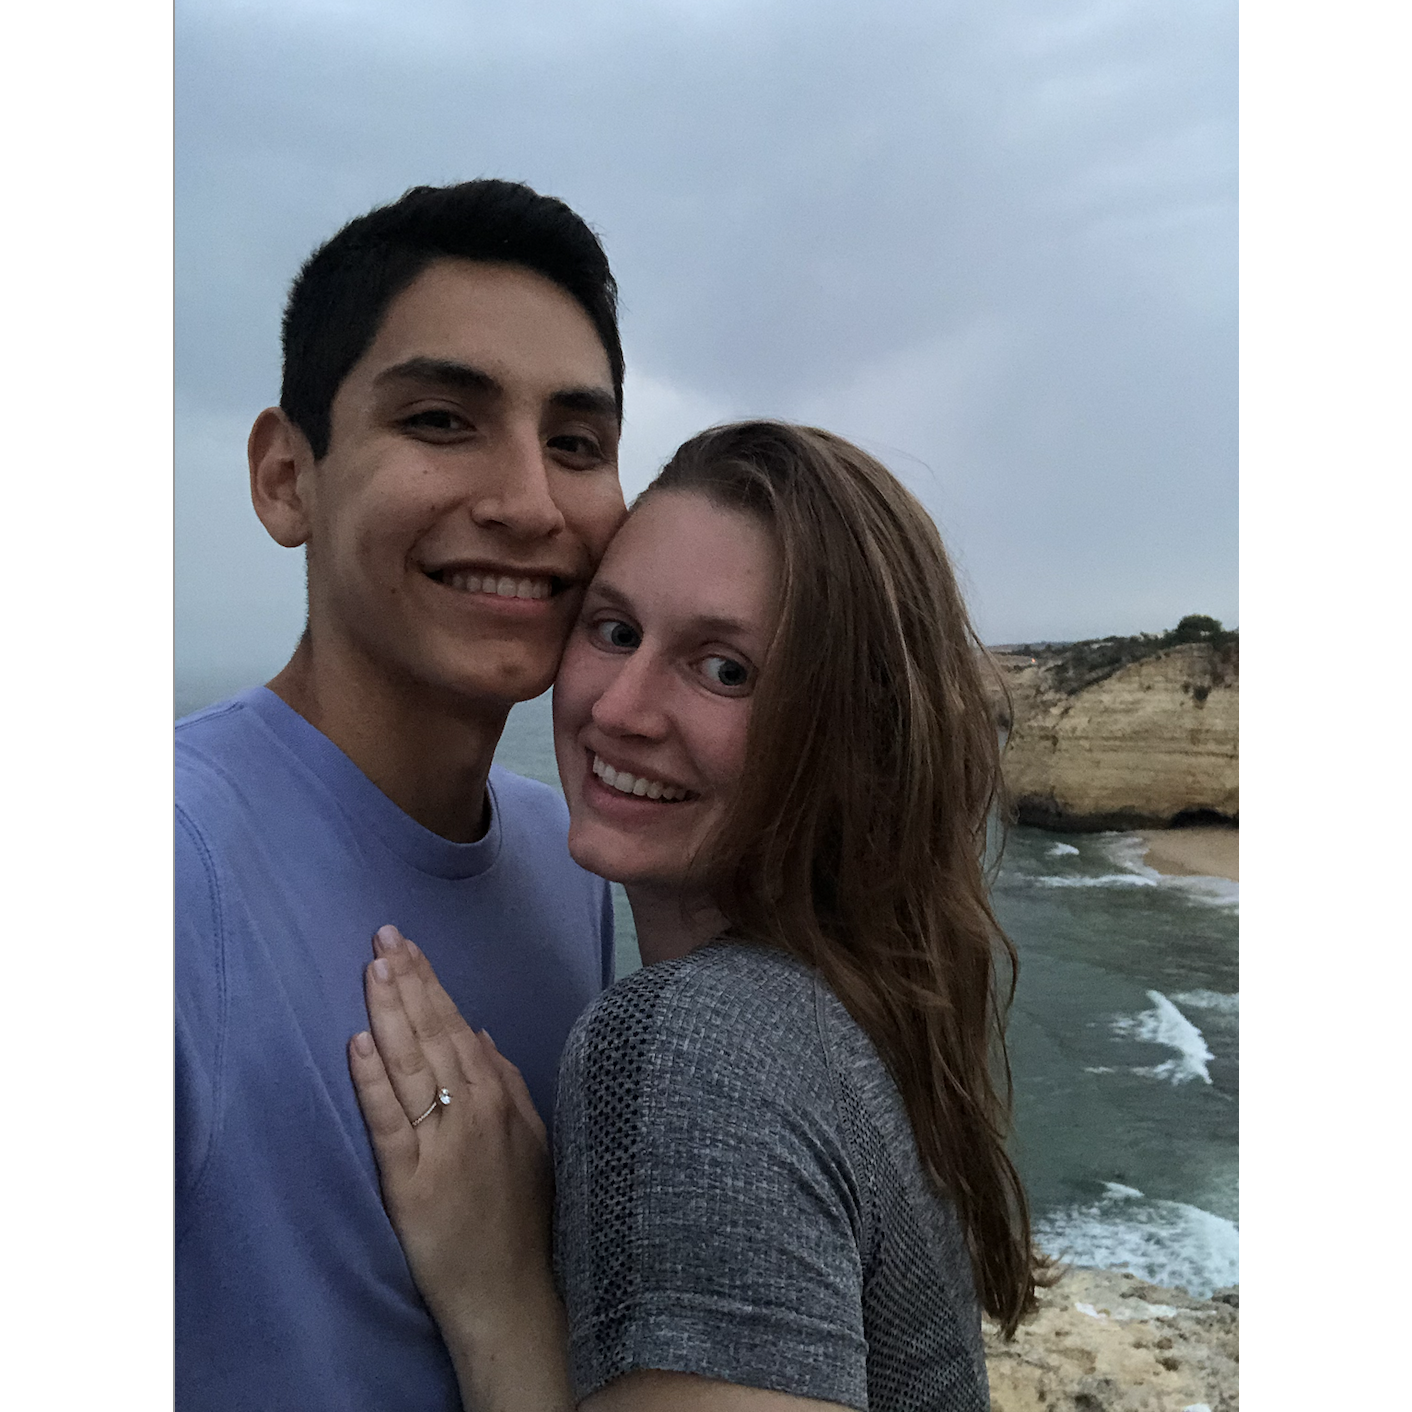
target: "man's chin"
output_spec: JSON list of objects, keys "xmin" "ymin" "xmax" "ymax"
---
[
  {"xmin": 430, "ymin": 632, "xmax": 568, "ymax": 700},
  {"xmin": 459, "ymin": 671, "xmax": 558, "ymax": 712},
  {"xmin": 401, "ymin": 651, "xmax": 558, "ymax": 717}
]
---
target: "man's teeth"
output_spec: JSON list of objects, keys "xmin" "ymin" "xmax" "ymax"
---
[
  {"xmin": 442, "ymin": 572, "xmax": 552, "ymax": 600},
  {"xmin": 592, "ymin": 755, "xmax": 690, "ymax": 802}
]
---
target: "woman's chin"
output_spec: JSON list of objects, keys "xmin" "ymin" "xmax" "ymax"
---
[{"xmin": 565, "ymin": 821, "xmax": 687, "ymax": 892}]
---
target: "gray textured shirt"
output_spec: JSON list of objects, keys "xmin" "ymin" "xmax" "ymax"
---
[{"xmin": 554, "ymin": 942, "xmax": 990, "ymax": 1411}]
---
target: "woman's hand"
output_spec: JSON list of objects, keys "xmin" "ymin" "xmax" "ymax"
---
[{"xmin": 348, "ymin": 925, "xmax": 572, "ymax": 1412}]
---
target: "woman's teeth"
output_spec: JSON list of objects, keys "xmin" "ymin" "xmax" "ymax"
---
[
  {"xmin": 592, "ymin": 755, "xmax": 690, "ymax": 802},
  {"xmin": 442, "ymin": 572, "xmax": 552, "ymax": 600}
]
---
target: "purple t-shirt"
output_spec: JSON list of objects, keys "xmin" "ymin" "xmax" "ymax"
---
[{"xmin": 175, "ymin": 688, "xmax": 613, "ymax": 1412}]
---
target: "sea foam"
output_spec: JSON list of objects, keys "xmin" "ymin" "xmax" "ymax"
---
[
  {"xmin": 1034, "ymin": 1182, "xmax": 1238, "ymax": 1298},
  {"xmin": 1099, "ymin": 833, "xmax": 1239, "ymax": 912},
  {"xmin": 1112, "ymin": 991, "xmax": 1214, "ymax": 1085},
  {"xmin": 1037, "ymin": 872, "xmax": 1159, "ymax": 889},
  {"xmin": 1172, "ymin": 989, "xmax": 1239, "ymax": 1016},
  {"xmin": 1011, "ymin": 832, "xmax": 1238, "ymax": 911}
]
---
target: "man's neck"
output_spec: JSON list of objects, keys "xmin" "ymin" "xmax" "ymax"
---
[{"xmin": 267, "ymin": 636, "xmax": 508, "ymax": 844}]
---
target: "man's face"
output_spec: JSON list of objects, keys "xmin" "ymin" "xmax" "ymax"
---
[{"xmin": 298, "ymin": 259, "xmax": 626, "ymax": 711}]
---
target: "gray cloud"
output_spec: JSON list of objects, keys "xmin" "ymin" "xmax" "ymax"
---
[{"xmin": 176, "ymin": 0, "xmax": 1236, "ymax": 697}]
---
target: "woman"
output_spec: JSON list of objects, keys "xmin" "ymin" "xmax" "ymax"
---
[{"xmin": 349, "ymin": 422, "xmax": 1040, "ymax": 1410}]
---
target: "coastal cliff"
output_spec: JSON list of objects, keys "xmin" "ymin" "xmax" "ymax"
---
[
  {"xmin": 989, "ymin": 631, "xmax": 1238, "ymax": 832},
  {"xmin": 984, "ymin": 1267, "xmax": 1238, "ymax": 1412}
]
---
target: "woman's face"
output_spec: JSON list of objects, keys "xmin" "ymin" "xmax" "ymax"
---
[{"xmin": 552, "ymin": 489, "xmax": 780, "ymax": 891}]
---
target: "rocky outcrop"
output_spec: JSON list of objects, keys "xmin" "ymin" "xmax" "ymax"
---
[
  {"xmin": 984, "ymin": 1267, "xmax": 1239, "ymax": 1412},
  {"xmin": 989, "ymin": 642, "xmax": 1237, "ymax": 831}
]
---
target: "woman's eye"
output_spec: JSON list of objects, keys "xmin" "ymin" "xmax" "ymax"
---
[
  {"xmin": 594, "ymin": 619, "xmax": 640, "ymax": 650},
  {"xmin": 701, "ymin": 655, "xmax": 751, "ymax": 690}
]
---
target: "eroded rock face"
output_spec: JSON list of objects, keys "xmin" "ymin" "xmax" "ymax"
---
[
  {"xmin": 984, "ymin": 1267, "xmax": 1239, "ymax": 1412},
  {"xmin": 991, "ymin": 643, "xmax": 1237, "ymax": 831}
]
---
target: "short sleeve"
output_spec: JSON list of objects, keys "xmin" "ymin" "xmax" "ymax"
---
[
  {"xmin": 175, "ymin": 805, "xmax": 227, "ymax": 1222},
  {"xmin": 554, "ymin": 954, "xmax": 869, "ymax": 1409}
]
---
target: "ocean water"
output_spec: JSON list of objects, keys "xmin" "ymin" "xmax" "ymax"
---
[
  {"xmin": 495, "ymin": 691, "xmax": 1239, "ymax": 1298},
  {"xmin": 992, "ymin": 827, "xmax": 1238, "ymax": 1297}
]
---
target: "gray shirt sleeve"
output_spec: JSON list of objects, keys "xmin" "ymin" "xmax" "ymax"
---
[{"xmin": 553, "ymin": 949, "xmax": 870, "ymax": 1409}]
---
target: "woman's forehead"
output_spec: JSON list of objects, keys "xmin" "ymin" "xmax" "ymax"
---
[{"xmin": 589, "ymin": 491, "xmax": 780, "ymax": 637}]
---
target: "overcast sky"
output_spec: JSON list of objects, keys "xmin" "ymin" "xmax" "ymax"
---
[{"xmin": 176, "ymin": 0, "xmax": 1236, "ymax": 696}]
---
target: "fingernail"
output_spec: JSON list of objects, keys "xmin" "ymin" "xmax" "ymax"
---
[
  {"xmin": 405, "ymin": 937, "xmax": 421, "ymax": 958},
  {"xmin": 480, "ymin": 1029, "xmax": 496, "ymax": 1049},
  {"xmin": 372, "ymin": 958, "xmax": 391, "ymax": 983},
  {"xmin": 353, "ymin": 1031, "xmax": 374, "ymax": 1056},
  {"xmin": 375, "ymin": 925, "xmax": 402, "ymax": 952}
]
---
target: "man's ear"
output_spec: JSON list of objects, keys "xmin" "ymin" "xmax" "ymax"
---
[{"xmin": 249, "ymin": 407, "xmax": 316, "ymax": 548}]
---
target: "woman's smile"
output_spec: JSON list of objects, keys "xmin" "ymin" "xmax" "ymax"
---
[{"xmin": 588, "ymin": 752, "xmax": 696, "ymax": 802}]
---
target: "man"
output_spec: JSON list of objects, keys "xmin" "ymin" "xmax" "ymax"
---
[{"xmin": 176, "ymin": 181, "xmax": 627, "ymax": 1410}]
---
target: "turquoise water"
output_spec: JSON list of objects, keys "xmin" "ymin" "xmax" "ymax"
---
[
  {"xmin": 495, "ymin": 691, "xmax": 1239, "ymax": 1297},
  {"xmin": 990, "ymin": 827, "xmax": 1238, "ymax": 1295}
]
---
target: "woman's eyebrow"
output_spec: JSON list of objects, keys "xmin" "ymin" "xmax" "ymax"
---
[
  {"xmin": 582, "ymin": 578, "xmax": 630, "ymax": 608},
  {"xmin": 690, "ymin": 614, "xmax": 757, "ymax": 640},
  {"xmin": 584, "ymin": 580, "xmax": 757, "ymax": 641}
]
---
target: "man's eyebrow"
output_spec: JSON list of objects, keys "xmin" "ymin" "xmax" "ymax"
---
[
  {"xmin": 549, "ymin": 386, "xmax": 619, "ymax": 421},
  {"xmin": 373, "ymin": 357, "xmax": 500, "ymax": 394},
  {"xmin": 371, "ymin": 358, "xmax": 617, "ymax": 421}
]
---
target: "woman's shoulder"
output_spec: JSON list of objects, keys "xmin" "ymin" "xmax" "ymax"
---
[
  {"xmin": 574, "ymin": 939, "xmax": 815, "ymax": 1035},
  {"xmin": 559, "ymin": 942, "xmax": 827, "ymax": 1106}
]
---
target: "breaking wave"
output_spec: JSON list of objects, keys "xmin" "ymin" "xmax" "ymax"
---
[
  {"xmin": 1009, "ymin": 832, "xmax": 1237, "ymax": 911},
  {"xmin": 1097, "ymin": 834, "xmax": 1239, "ymax": 911},
  {"xmin": 1037, "ymin": 871, "xmax": 1159, "ymax": 889},
  {"xmin": 1035, "ymin": 1182, "xmax": 1238, "ymax": 1298},
  {"xmin": 1172, "ymin": 989, "xmax": 1238, "ymax": 1016},
  {"xmin": 1111, "ymin": 991, "xmax": 1214, "ymax": 1085}
]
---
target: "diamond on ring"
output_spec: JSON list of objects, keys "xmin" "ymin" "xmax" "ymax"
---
[{"xmin": 411, "ymin": 1087, "xmax": 452, "ymax": 1127}]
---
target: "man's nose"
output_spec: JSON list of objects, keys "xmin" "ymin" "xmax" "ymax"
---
[{"xmin": 470, "ymin": 427, "xmax": 567, "ymax": 541}]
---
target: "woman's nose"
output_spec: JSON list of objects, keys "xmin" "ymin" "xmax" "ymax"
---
[{"xmin": 590, "ymin": 651, "xmax": 669, "ymax": 740}]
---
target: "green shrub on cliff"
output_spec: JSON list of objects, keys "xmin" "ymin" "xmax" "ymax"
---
[
  {"xmin": 1031, "ymin": 618, "xmax": 1238, "ymax": 695},
  {"xmin": 1172, "ymin": 614, "xmax": 1236, "ymax": 649}
]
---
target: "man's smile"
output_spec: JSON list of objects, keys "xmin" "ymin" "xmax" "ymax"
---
[{"xmin": 422, "ymin": 564, "xmax": 565, "ymax": 601}]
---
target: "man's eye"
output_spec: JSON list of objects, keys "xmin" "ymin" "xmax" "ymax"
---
[
  {"xmin": 402, "ymin": 409, "xmax": 469, "ymax": 435},
  {"xmin": 701, "ymin": 655, "xmax": 751, "ymax": 690},
  {"xmin": 594, "ymin": 619, "xmax": 640, "ymax": 650},
  {"xmin": 548, "ymin": 433, "xmax": 605, "ymax": 461}
]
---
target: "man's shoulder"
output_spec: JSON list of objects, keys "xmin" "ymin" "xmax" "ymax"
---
[
  {"xmin": 176, "ymin": 688, "xmax": 291, "ymax": 829},
  {"xmin": 175, "ymin": 685, "xmax": 266, "ymax": 738},
  {"xmin": 176, "ymin": 687, "xmax": 260, "ymax": 800},
  {"xmin": 486, "ymin": 766, "xmax": 576, "ymax": 848},
  {"xmin": 176, "ymin": 688, "xmax": 271, "ymax": 777},
  {"xmin": 487, "ymin": 763, "xmax": 566, "ymax": 815}
]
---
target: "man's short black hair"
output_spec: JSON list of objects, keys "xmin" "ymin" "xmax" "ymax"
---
[{"xmin": 280, "ymin": 180, "xmax": 624, "ymax": 459}]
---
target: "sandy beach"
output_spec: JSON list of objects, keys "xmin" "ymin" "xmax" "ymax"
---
[{"xmin": 1140, "ymin": 826, "xmax": 1238, "ymax": 882}]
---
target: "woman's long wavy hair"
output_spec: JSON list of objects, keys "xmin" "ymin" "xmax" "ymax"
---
[{"xmin": 645, "ymin": 421, "xmax": 1041, "ymax": 1335}]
